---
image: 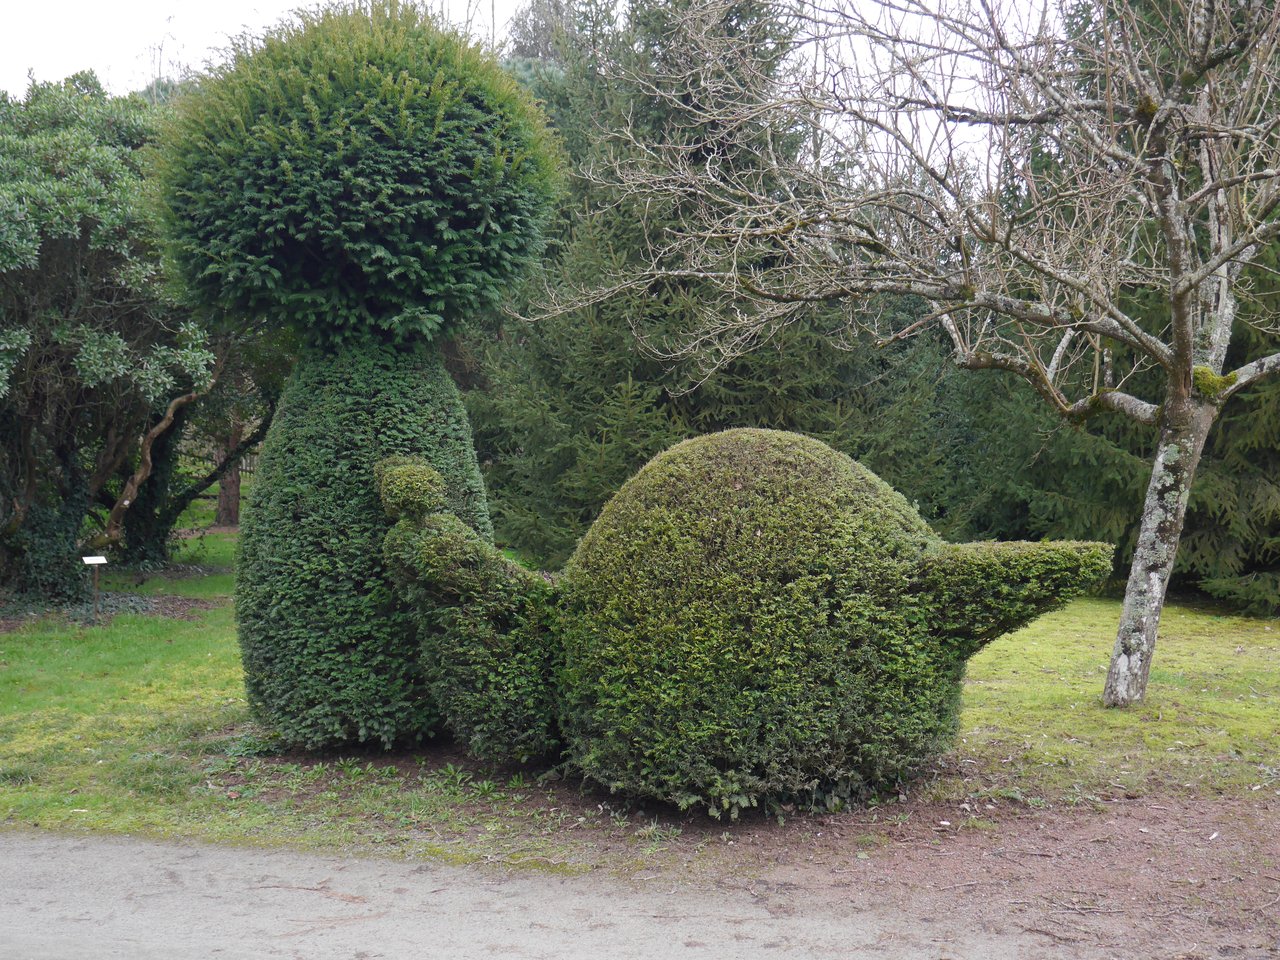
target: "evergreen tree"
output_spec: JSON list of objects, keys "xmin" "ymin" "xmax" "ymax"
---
[{"xmin": 469, "ymin": 0, "xmax": 884, "ymax": 565}]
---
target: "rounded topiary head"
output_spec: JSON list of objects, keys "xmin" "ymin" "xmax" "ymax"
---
[{"xmin": 155, "ymin": 1, "xmax": 560, "ymax": 346}]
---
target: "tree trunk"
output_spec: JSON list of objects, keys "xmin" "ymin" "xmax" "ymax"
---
[
  {"xmin": 215, "ymin": 420, "xmax": 244, "ymax": 527},
  {"xmin": 1103, "ymin": 402, "xmax": 1217, "ymax": 707}
]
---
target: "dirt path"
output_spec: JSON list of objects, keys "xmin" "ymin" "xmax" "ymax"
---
[
  {"xmin": 1, "ymin": 831, "xmax": 1119, "ymax": 960},
  {"xmin": 695, "ymin": 795, "xmax": 1280, "ymax": 959}
]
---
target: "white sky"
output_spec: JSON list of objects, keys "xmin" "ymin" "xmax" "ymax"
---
[{"xmin": 0, "ymin": 0, "xmax": 525, "ymax": 99}]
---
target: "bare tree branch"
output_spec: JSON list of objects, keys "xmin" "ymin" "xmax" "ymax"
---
[{"xmin": 542, "ymin": 0, "xmax": 1280, "ymax": 706}]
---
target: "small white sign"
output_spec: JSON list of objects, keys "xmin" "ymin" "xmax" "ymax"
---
[{"xmin": 81, "ymin": 556, "xmax": 108, "ymax": 565}]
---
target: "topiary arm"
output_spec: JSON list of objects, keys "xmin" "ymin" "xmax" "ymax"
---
[
  {"xmin": 377, "ymin": 457, "xmax": 561, "ymax": 764},
  {"xmin": 378, "ymin": 458, "xmax": 550, "ymax": 602},
  {"xmin": 916, "ymin": 541, "xmax": 1113, "ymax": 660},
  {"xmin": 384, "ymin": 513, "xmax": 551, "ymax": 603}
]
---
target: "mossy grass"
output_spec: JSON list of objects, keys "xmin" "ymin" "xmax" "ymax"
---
[
  {"xmin": 2, "ymin": 540, "xmax": 1275, "ymax": 864},
  {"xmin": 949, "ymin": 597, "xmax": 1280, "ymax": 803}
]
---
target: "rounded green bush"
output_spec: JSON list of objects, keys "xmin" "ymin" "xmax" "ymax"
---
[
  {"xmin": 237, "ymin": 342, "xmax": 491, "ymax": 748},
  {"xmin": 558, "ymin": 429, "xmax": 1110, "ymax": 816},
  {"xmin": 154, "ymin": 1, "xmax": 560, "ymax": 346}
]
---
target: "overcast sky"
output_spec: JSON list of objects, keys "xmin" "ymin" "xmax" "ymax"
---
[{"xmin": 0, "ymin": 0, "xmax": 525, "ymax": 99}]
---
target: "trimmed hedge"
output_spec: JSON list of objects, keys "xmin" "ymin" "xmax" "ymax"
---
[
  {"xmin": 557, "ymin": 429, "xmax": 1109, "ymax": 817},
  {"xmin": 380, "ymin": 460, "xmax": 560, "ymax": 763},
  {"xmin": 159, "ymin": 3, "xmax": 559, "ymax": 751},
  {"xmin": 154, "ymin": 1, "xmax": 560, "ymax": 348},
  {"xmin": 917, "ymin": 541, "xmax": 1114, "ymax": 660},
  {"xmin": 236, "ymin": 342, "xmax": 490, "ymax": 749}
]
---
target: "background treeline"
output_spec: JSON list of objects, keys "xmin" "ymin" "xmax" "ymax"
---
[
  {"xmin": 2, "ymin": 0, "xmax": 1276, "ymax": 615},
  {"xmin": 462, "ymin": 0, "xmax": 1280, "ymax": 614}
]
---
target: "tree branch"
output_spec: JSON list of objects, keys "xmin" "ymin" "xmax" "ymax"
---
[
  {"xmin": 1225, "ymin": 351, "xmax": 1280, "ymax": 399},
  {"xmin": 85, "ymin": 360, "xmax": 225, "ymax": 551},
  {"xmin": 155, "ymin": 405, "xmax": 274, "ymax": 531}
]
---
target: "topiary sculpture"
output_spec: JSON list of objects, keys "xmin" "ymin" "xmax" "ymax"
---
[
  {"xmin": 155, "ymin": 1, "xmax": 559, "ymax": 748},
  {"xmin": 556, "ymin": 429, "xmax": 1112, "ymax": 816},
  {"xmin": 379, "ymin": 458, "xmax": 561, "ymax": 763},
  {"xmin": 379, "ymin": 429, "xmax": 1111, "ymax": 815}
]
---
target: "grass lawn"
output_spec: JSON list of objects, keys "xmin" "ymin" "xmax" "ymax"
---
[{"xmin": 2, "ymin": 536, "xmax": 1277, "ymax": 868}]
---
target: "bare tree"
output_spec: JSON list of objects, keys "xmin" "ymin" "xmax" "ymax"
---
[{"xmin": 564, "ymin": 0, "xmax": 1280, "ymax": 705}]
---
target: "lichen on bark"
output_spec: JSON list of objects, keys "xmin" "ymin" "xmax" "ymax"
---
[{"xmin": 1191, "ymin": 366, "xmax": 1237, "ymax": 401}]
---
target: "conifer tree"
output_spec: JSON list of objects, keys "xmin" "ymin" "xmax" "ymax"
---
[{"xmin": 155, "ymin": 2, "xmax": 558, "ymax": 747}]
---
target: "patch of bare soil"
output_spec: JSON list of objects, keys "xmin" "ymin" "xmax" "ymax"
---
[
  {"xmin": 149, "ymin": 595, "xmax": 220, "ymax": 620},
  {"xmin": 219, "ymin": 734, "xmax": 1279, "ymax": 959},
  {"xmin": 0, "ymin": 594, "xmax": 219, "ymax": 633},
  {"xmin": 683, "ymin": 795, "xmax": 1280, "ymax": 960}
]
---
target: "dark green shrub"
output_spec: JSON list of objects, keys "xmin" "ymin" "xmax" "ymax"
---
[
  {"xmin": 156, "ymin": 2, "xmax": 559, "ymax": 749},
  {"xmin": 154, "ymin": 1, "xmax": 560, "ymax": 348},
  {"xmin": 237, "ymin": 343, "xmax": 490, "ymax": 748},
  {"xmin": 558, "ymin": 429, "xmax": 1109, "ymax": 817},
  {"xmin": 380, "ymin": 460, "xmax": 560, "ymax": 763},
  {"xmin": 917, "ymin": 541, "xmax": 1113, "ymax": 660}
]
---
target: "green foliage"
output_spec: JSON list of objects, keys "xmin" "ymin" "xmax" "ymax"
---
[
  {"xmin": 380, "ymin": 460, "xmax": 560, "ymax": 763},
  {"xmin": 477, "ymin": 0, "xmax": 1280, "ymax": 618},
  {"xmin": 917, "ymin": 541, "xmax": 1115, "ymax": 660},
  {"xmin": 1, "ymin": 499, "xmax": 88, "ymax": 602},
  {"xmin": 890, "ymin": 331, "xmax": 1280, "ymax": 615},
  {"xmin": 3, "ymin": 554, "xmax": 1275, "ymax": 847},
  {"xmin": 0, "ymin": 73, "xmax": 214, "ymax": 600},
  {"xmin": 236, "ymin": 342, "xmax": 490, "ymax": 749},
  {"xmin": 469, "ymin": 0, "xmax": 873, "ymax": 566},
  {"xmin": 154, "ymin": 0, "xmax": 561, "ymax": 347},
  {"xmin": 557, "ymin": 429, "xmax": 1108, "ymax": 817}
]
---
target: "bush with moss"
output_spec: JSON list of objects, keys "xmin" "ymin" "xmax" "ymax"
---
[
  {"xmin": 155, "ymin": 1, "xmax": 558, "ymax": 748},
  {"xmin": 379, "ymin": 459, "xmax": 561, "ymax": 762},
  {"xmin": 557, "ymin": 429, "xmax": 1111, "ymax": 816}
]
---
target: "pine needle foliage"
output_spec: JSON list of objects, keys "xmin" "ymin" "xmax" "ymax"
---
[
  {"xmin": 236, "ymin": 343, "xmax": 490, "ymax": 749},
  {"xmin": 153, "ymin": 0, "xmax": 560, "ymax": 347},
  {"xmin": 469, "ymin": 0, "xmax": 875, "ymax": 566}
]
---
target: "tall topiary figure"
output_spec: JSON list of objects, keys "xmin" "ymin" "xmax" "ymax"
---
[{"xmin": 154, "ymin": 1, "xmax": 559, "ymax": 748}]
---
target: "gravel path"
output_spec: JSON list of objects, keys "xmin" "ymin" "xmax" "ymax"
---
[{"xmin": 0, "ymin": 831, "xmax": 1107, "ymax": 959}]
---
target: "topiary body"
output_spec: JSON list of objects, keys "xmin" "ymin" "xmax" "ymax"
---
[
  {"xmin": 238, "ymin": 344, "xmax": 489, "ymax": 747},
  {"xmin": 155, "ymin": 2, "xmax": 558, "ymax": 748},
  {"xmin": 558, "ymin": 429, "xmax": 1110, "ymax": 816}
]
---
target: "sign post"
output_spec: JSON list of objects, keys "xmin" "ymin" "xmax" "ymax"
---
[{"xmin": 82, "ymin": 556, "xmax": 107, "ymax": 623}]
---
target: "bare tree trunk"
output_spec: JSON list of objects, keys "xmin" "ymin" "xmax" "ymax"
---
[
  {"xmin": 89, "ymin": 383, "xmax": 211, "ymax": 551},
  {"xmin": 1103, "ymin": 402, "xmax": 1217, "ymax": 707},
  {"xmin": 215, "ymin": 420, "xmax": 244, "ymax": 527}
]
